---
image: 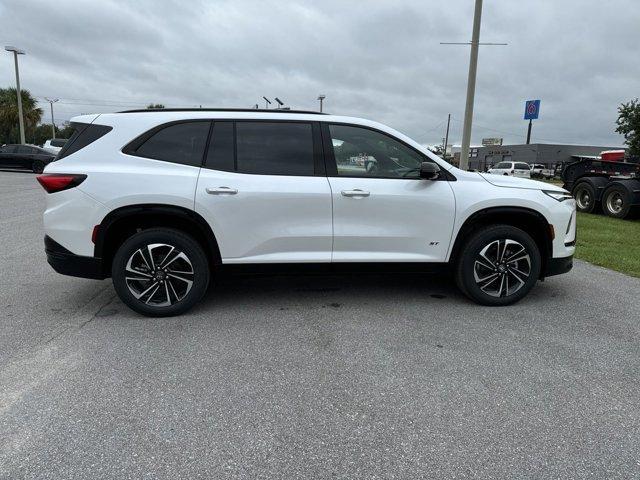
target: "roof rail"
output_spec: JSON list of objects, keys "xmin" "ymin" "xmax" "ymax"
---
[{"xmin": 118, "ymin": 108, "xmax": 326, "ymax": 115}]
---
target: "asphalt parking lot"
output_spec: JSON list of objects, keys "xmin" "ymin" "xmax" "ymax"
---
[{"xmin": 1, "ymin": 170, "xmax": 640, "ymax": 479}]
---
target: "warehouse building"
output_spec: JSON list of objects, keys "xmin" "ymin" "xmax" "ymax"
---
[{"xmin": 469, "ymin": 143, "xmax": 624, "ymax": 171}]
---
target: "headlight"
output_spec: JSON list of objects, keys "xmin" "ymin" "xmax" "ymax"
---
[{"xmin": 543, "ymin": 190, "xmax": 573, "ymax": 202}]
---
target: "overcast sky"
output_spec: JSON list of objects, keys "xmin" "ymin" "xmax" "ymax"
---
[{"xmin": 1, "ymin": 0, "xmax": 638, "ymax": 147}]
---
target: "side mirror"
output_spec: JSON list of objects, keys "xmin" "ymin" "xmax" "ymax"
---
[{"xmin": 419, "ymin": 162, "xmax": 440, "ymax": 180}]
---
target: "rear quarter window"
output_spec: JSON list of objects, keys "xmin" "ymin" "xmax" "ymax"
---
[
  {"xmin": 124, "ymin": 121, "xmax": 211, "ymax": 167},
  {"xmin": 57, "ymin": 122, "xmax": 113, "ymax": 160}
]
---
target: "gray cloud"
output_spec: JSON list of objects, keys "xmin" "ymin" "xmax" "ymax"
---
[{"xmin": 1, "ymin": 0, "xmax": 637, "ymax": 147}]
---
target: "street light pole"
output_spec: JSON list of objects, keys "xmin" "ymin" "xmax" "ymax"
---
[
  {"xmin": 5, "ymin": 46, "xmax": 26, "ymax": 144},
  {"xmin": 45, "ymin": 98, "xmax": 59, "ymax": 139},
  {"xmin": 317, "ymin": 94, "xmax": 326, "ymax": 113},
  {"xmin": 459, "ymin": 0, "xmax": 483, "ymax": 171},
  {"xmin": 444, "ymin": 113, "xmax": 451, "ymax": 161}
]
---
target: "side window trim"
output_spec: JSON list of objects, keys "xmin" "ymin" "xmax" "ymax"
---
[{"xmin": 321, "ymin": 121, "xmax": 455, "ymax": 181}]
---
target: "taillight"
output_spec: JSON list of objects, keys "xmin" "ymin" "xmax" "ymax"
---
[{"xmin": 36, "ymin": 174, "xmax": 87, "ymax": 193}]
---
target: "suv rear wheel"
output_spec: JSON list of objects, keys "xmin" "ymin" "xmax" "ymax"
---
[
  {"xmin": 111, "ymin": 228, "xmax": 210, "ymax": 317},
  {"xmin": 455, "ymin": 225, "xmax": 541, "ymax": 306}
]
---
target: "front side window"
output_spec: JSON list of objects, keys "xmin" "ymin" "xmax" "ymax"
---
[
  {"xmin": 328, "ymin": 124, "xmax": 426, "ymax": 178},
  {"xmin": 133, "ymin": 121, "xmax": 210, "ymax": 167},
  {"xmin": 235, "ymin": 122, "xmax": 314, "ymax": 176}
]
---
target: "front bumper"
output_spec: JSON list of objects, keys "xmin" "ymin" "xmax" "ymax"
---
[
  {"xmin": 543, "ymin": 254, "xmax": 573, "ymax": 278},
  {"xmin": 45, "ymin": 236, "xmax": 106, "ymax": 280}
]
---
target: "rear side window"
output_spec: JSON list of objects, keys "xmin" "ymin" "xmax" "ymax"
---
[
  {"xmin": 126, "ymin": 121, "xmax": 210, "ymax": 167},
  {"xmin": 50, "ymin": 138, "xmax": 67, "ymax": 147},
  {"xmin": 57, "ymin": 122, "xmax": 113, "ymax": 160},
  {"xmin": 205, "ymin": 122, "xmax": 235, "ymax": 172},
  {"xmin": 236, "ymin": 122, "xmax": 314, "ymax": 175},
  {"xmin": 516, "ymin": 163, "xmax": 530, "ymax": 170},
  {"xmin": 494, "ymin": 162, "xmax": 512, "ymax": 169},
  {"xmin": 204, "ymin": 121, "xmax": 316, "ymax": 176},
  {"xmin": 0, "ymin": 145, "xmax": 17, "ymax": 153}
]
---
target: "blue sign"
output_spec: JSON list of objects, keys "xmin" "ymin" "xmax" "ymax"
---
[{"xmin": 524, "ymin": 100, "xmax": 541, "ymax": 120}]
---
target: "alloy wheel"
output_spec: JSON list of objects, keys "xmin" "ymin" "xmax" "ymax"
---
[
  {"xmin": 473, "ymin": 239, "xmax": 531, "ymax": 298},
  {"xmin": 125, "ymin": 243, "xmax": 194, "ymax": 306}
]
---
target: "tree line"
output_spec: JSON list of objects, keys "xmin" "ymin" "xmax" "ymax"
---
[{"xmin": 1, "ymin": 87, "xmax": 638, "ymax": 156}]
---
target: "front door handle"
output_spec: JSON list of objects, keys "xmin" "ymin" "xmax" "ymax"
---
[
  {"xmin": 206, "ymin": 186, "xmax": 238, "ymax": 195},
  {"xmin": 341, "ymin": 189, "xmax": 370, "ymax": 197}
]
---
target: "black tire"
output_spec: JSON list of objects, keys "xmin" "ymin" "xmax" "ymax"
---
[
  {"xmin": 601, "ymin": 185, "xmax": 632, "ymax": 219},
  {"xmin": 111, "ymin": 228, "xmax": 210, "ymax": 317},
  {"xmin": 455, "ymin": 225, "xmax": 541, "ymax": 306},
  {"xmin": 572, "ymin": 181, "xmax": 597, "ymax": 213},
  {"xmin": 32, "ymin": 160, "xmax": 45, "ymax": 174}
]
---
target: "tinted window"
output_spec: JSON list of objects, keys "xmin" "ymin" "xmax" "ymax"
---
[
  {"xmin": 236, "ymin": 122, "xmax": 314, "ymax": 175},
  {"xmin": 57, "ymin": 122, "xmax": 113, "ymax": 160},
  {"xmin": 0, "ymin": 145, "xmax": 17, "ymax": 153},
  {"xmin": 50, "ymin": 138, "xmax": 67, "ymax": 147},
  {"xmin": 17, "ymin": 146, "xmax": 35, "ymax": 154},
  {"xmin": 328, "ymin": 124, "xmax": 426, "ymax": 178},
  {"xmin": 205, "ymin": 121, "xmax": 235, "ymax": 172},
  {"xmin": 494, "ymin": 162, "xmax": 512, "ymax": 169},
  {"xmin": 133, "ymin": 121, "xmax": 209, "ymax": 167},
  {"xmin": 515, "ymin": 163, "xmax": 530, "ymax": 170}
]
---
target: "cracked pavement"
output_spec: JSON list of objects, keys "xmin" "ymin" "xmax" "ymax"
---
[{"xmin": 1, "ymin": 171, "xmax": 640, "ymax": 479}]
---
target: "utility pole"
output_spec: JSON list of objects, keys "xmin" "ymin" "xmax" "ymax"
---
[
  {"xmin": 440, "ymin": 0, "xmax": 506, "ymax": 170},
  {"xmin": 317, "ymin": 94, "xmax": 326, "ymax": 112},
  {"xmin": 459, "ymin": 0, "xmax": 483, "ymax": 171},
  {"xmin": 443, "ymin": 113, "xmax": 451, "ymax": 160},
  {"xmin": 45, "ymin": 98, "xmax": 59, "ymax": 139},
  {"xmin": 5, "ymin": 46, "xmax": 26, "ymax": 144},
  {"xmin": 263, "ymin": 97, "xmax": 272, "ymax": 109}
]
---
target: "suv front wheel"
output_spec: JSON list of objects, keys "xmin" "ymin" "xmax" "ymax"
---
[
  {"xmin": 111, "ymin": 228, "xmax": 210, "ymax": 317},
  {"xmin": 455, "ymin": 225, "xmax": 541, "ymax": 306}
]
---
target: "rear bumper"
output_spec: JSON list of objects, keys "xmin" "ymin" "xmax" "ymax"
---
[
  {"xmin": 45, "ymin": 236, "xmax": 106, "ymax": 280},
  {"xmin": 543, "ymin": 255, "xmax": 573, "ymax": 278}
]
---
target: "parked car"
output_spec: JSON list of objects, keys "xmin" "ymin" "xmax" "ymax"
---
[
  {"xmin": 529, "ymin": 163, "xmax": 546, "ymax": 178},
  {"xmin": 0, "ymin": 144, "xmax": 56, "ymax": 173},
  {"xmin": 42, "ymin": 138, "xmax": 67, "ymax": 154},
  {"xmin": 540, "ymin": 167, "xmax": 555, "ymax": 179},
  {"xmin": 487, "ymin": 161, "xmax": 531, "ymax": 178},
  {"xmin": 38, "ymin": 109, "xmax": 576, "ymax": 316}
]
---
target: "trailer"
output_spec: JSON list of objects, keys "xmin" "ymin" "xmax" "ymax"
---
[{"xmin": 562, "ymin": 151, "xmax": 640, "ymax": 219}]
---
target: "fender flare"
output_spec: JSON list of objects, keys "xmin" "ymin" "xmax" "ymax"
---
[
  {"xmin": 94, "ymin": 204, "xmax": 222, "ymax": 269},
  {"xmin": 448, "ymin": 206, "xmax": 553, "ymax": 273}
]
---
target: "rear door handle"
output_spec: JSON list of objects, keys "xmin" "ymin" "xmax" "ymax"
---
[
  {"xmin": 341, "ymin": 189, "xmax": 370, "ymax": 197},
  {"xmin": 206, "ymin": 187, "xmax": 238, "ymax": 195}
]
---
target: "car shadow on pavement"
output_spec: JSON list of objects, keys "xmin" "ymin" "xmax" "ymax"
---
[{"xmin": 196, "ymin": 272, "xmax": 462, "ymax": 311}]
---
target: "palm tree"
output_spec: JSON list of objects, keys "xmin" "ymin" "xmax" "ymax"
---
[{"xmin": 0, "ymin": 87, "xmax": 43, "ymax": 144}]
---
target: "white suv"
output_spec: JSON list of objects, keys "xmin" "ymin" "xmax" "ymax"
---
[
  {"xmin": 38, "ymin": 109, "xmax": 576, "ymax": 316},
  {"xmin": 488, "ymin": 161, "xmax": 531, "ymax": 178}
]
